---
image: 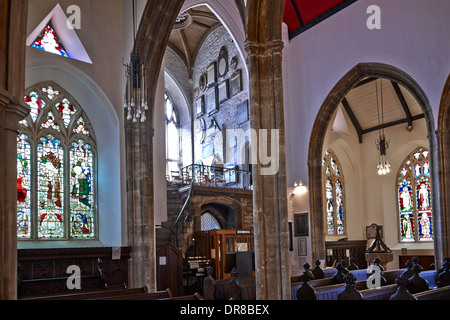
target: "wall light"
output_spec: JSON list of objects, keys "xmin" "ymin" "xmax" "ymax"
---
[{"xmin": 292, "ymin": 181, "xmax": 308, "ymax": 196}]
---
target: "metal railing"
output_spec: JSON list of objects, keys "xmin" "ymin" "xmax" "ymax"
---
[{"xmin": 169, "ymin": 164, "xmax": 253, "ymax": 190}]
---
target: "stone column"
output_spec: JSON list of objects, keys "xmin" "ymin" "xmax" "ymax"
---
[
  {"xmin": 246, "ymin": 39, "xmax": 290, "ymax": 300},
  {"xmin": 0, "ymin": 0, "xmax": 29, "ymax": 300},
  {"xmin": 436, "ymin": 128, "xmax": 450, "ymax": 269},
  {"xmin": 0, "ymin": 92, "xmax": 29, "ymax": 300},
  {"xmin": 126, "ymin": 123, "xmax": 156, "ymax": 291}
]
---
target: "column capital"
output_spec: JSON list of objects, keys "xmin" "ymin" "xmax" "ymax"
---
[
  {"xmin": 245, "ymin": 39, "xmax": 284, "ymax": 57},
  {"xmin": 0, "ymin": 88, "xmax": 30, "ymax": 132}
]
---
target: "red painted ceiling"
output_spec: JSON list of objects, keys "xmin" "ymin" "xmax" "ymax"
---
[{"xmin": 283, "ymin": 0, "xmax": 357, "ymax": 38}]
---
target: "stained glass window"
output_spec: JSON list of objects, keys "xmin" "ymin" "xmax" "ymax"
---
[
  {"xmin": 397, "ymin": 147, "xmax": 433, "ymax": 242},
  {"xmin": 17, "ymin": 134, "xmax": 31, "ymax": 239},
  {"xmin": 41, "ymin": 111, "xmax": 61, "ymax": 131},
  {"xmin": 56, "ymin": 98, "xmax": 77, "ymax": 127},
  {"xmin": 323, "ymin": 150, "xmax": 345, "ymax": 235},
  {"xmin": 17, "ymin": 82, "xmax": 96, "ymax": 241},
  {"xmin": 24, "ymin": 91, "xmax": 46, "ymax": 123},
  {"xmin": 73, "ymin": 117, "xmax": 90, "ymax": 136},
  {"xmin": 70, "ymin": 140, "xmax": 95, "ymax": 238},
  {"xmin": 31, "ymin": 25, "xmax": 69, "ymax": 57},
  {"xmin": 37, "ymin": 135, "xmax": 65, "ymax": 239},
  {"xmin": 165, "ymin": 94, "xmax": 180, "ymax": 178}
]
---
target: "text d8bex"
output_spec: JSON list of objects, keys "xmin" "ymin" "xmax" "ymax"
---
[{"xmin": 224, "ymin": 305, "xmax": 269, "ymax": 315}]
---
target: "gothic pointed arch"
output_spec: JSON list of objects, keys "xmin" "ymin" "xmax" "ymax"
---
[
  {"xmin": 308, "ymin": 63, "xmax": 440, "ymax": 266},
  {"xmin": 133, "ymin": 0, "xmax": 287, "ymax": 299},
  {"xmin": 437, "ymin": 74, "xmax": 450, "ymax": 261}
]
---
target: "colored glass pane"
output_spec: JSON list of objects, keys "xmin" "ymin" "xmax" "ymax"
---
[
  {"xmin": 17, "ymin": 134, "xmax": 32, "ymax": 239},
  {"xmin": 31, "ymin": 25, "xmax": 69, "ymax": 57},
  {"xmin": 70, "ymin": 140, "xmax": 95, "ymax": 239},
  {"xmin": 41, "ymin": 111, "xmax": 61, "ymax": 131},
  {"xmin": 25, "ymin": 91, "xmax": 46, "ymax": 122},
  {"xmin": 326, "ymin": 179, "xmax": 334, "ymax": 234},
  {"xmin": 41, "ymin": 85, "xmax": 60, "ymax": 100},
  {"xmin": 323, "ymin": 149, "xmax": 345, "ymax": 236},
  {"xmin": 37, "ymin": 135, "xmax": 64, "ymax": 239},
  {"xmin": 397, "ymin": 147, "xmax": 433, "ymax": 243},
  {"xmin": 56, "ymin": 98, "xmax": 77, "ymax": 127},
  {"xmin": 336, "ymin": 180, "xmax": 344, "ymax": 235},
  {"xmin": 73, "ymin": 117, "xmax": 90, "ymax": 135}
]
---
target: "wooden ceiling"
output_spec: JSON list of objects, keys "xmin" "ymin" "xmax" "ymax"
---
[
  {"xmin": 168, "ymin": 6, "xmax": 221, "ymax": 78},
  {"xmin": 339, "ymin": 78, "xmax": 424, "ymax": 143}
]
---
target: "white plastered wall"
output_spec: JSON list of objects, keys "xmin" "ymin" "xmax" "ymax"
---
[{"xmin": 284, "ymin": 0, "xmax": 450, "ymax": 275}]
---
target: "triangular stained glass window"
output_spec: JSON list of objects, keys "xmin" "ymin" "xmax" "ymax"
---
[
  {"xmin": 31, "ymin": 24, "xmax": 69, "ymax": 57},
  {"xmin": 73, "ymin": 117, "xmax": 90, "ymax": 136},
  {"xmin": 41, "ymin": 111, "xmax": 61, "ymax": 132}
]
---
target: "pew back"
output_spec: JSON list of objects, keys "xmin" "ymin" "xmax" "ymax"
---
[
  {"xmin": 414, "ymin": 286, "xmax": 450, "ymax": 300},
  {"xmin": 22, "ymin": 287, "xmax": 147, "ymax": 300}
]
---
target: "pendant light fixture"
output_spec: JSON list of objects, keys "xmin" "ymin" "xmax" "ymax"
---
[
  {"xmin": 376, "ymin": 79, "xmax": 391, "ymax": 176},
  {"xmin": 124, "ymin": 0, "xmax": 148, "ymax": 123}
]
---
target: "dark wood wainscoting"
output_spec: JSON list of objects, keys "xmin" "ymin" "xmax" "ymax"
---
[{"xmin": 18, "ymin": 247, "xmax": 131, "ymax": 298}]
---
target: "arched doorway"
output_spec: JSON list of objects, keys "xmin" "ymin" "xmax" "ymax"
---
[{"xmin": 308, "ymin": 63, "xmax": 441, "ymax": 268}]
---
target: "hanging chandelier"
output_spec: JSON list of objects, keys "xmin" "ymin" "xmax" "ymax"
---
[
  {"xmin": 375, "ymin": 79, "xmax": 391, "ymax": 176},
  {"xmin": 124, "ymin": 0, "xmax": 148, "ymax": 123}
]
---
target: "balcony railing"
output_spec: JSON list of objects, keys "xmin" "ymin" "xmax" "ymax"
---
[{"xmin": 168, "ymin": 164, "xmax": 253, "ymax": 190}]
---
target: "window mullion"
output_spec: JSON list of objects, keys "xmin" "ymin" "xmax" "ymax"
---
[{"xmin": 64, "ymin": 143, "xmax": 70, "ymax": 240}]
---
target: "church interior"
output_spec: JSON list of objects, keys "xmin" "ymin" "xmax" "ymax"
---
[{"xmin": 1, "ymin": 0, "xmax": 450, "ymax": 302}]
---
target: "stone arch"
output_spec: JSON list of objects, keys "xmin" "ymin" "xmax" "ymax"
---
[
  {"xmin": 200, "ymin": 196, "xmax": 244, "ymax": 229},
  {"xmin": 132, "ymin": 0, "xmax": 288, "ymax": 299},
  {"xmin": 436, "ymin": 74, "xmax": 450, "ymax": 263},
  {"xmin": 308, "ymin": 63, "xmax": 440, "ymax": 266}
]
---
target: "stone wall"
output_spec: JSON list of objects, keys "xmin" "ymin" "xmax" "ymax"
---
[{"xmin": 192, "ymin": 26, "xmax": 250, "ymax": 168}]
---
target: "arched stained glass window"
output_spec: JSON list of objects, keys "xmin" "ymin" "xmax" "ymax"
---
[
  {"xmin": 165, "ymin": 93, "xmax": 180, "ymax": 177},
  {"xmin": 322, "ymin": 149, "xmax": 345, "ymax": 235},
  {"xmin": 397, "ymin": 147, "xmax": 433, "ymax": 242},
  {"xmin": 17, "ymin": 81, "xmax": 97, "ymax": 241}
]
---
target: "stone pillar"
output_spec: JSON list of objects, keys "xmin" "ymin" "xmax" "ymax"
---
[
  {"xmin": 0, "ymin": 92, "xmax": 29, "ymax": 300},
  {"xmin": 0, "ymin": 0, "xmax": 29, "ymax": 300},
  {"xmin": 126, "ymin": 122, "xmax": 156, "ymax": 291},
  {"xmin": 245, "ymin": 39, "xmax": 290, "ymax": 300}
]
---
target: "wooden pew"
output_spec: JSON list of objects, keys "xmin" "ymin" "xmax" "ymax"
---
[
  {"xmin": 360, "ymin": 284, "xmax": 398, "ymax": 300},
  {"xmin": 214, "ymin": 276, "xmax": 255, "ymax": 300},
  {"xmin": 22, "ymin": 286, "xmax": 148, "ymax": 300},
  {"xmin": 158, "ymin": 293, "xmax": 203, "ymax": 301},
  {"xmin": 89, "ymin": 289, "xmax": 172, "ymax": 300},
  {"xmin": 414, "ymin": 286, "xmax": 450, "ymax": 300},
  {"xmin": 291, "ymin": 269, "xmax": 406, "ymax": 300}
]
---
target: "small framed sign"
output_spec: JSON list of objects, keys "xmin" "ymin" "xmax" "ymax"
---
[
  {"xmin": 206, "ymin": 62, "xmax": 217, "ymax": 88},
  {"xmin": 294, "ymin": 213, "xmax": 309, "ymax": 237},
  {"xmin": 230, "ymin": 69, "xmax": 242, "ymax": 96},
  {"xmin": 218, "ymin": 80, "xmax": 229, "ymax": 104},
  {"xmin": 206, "ymin": 86, "xmax": 218, "ymax": 115},
  {"xmin": 195, "ymin": 96, "xmax": 205, "ymax": 117}
]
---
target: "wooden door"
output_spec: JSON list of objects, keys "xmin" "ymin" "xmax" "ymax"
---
[{"xmin": 156, "ymin": 243, "xmax": 183, "ymax": 297}]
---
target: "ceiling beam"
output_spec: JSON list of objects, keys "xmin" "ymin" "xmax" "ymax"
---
[
  {"xmin": 391, "ymin": 81, "xmax": 413, "ymax": 130},
  {"xmin": 354, "ymin": 77, "xmax": 377, "ymax": 89},
  {"xmin": 362, "ymin": 114, "xmax": 425, "ymax": 135},
  {"xmin": 290, "ymin": 0, "xmax": 304, "ymax": 26},
  {"xmin": 341, "ymin": 98, "xmax": 363, "ymax": 143}
]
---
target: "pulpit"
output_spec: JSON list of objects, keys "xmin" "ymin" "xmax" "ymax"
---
[{"xmin": 194, "ymin": 229, "xmax": 254, "ymax": 279}]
